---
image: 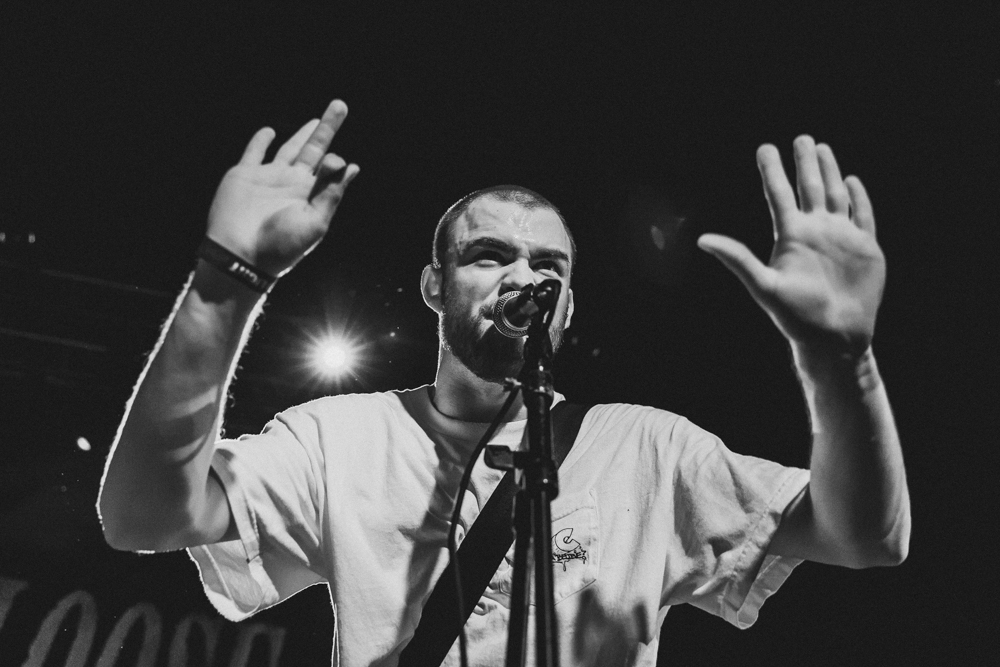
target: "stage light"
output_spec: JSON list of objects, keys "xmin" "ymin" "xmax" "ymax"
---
[
  {"xmin": 309, "ymin": 335, "xmax": 357, "ymax": 379},
  {"xmin": 76, "ymin": 436, "xmax": 91, "ymax": 451}
]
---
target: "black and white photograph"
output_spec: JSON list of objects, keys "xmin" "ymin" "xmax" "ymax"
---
[{"xmin": 0, "ymin": 4, "xmax": 995, "ymax": 666}]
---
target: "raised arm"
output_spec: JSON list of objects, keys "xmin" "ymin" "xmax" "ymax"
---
[
  {"xmin": 98, "ymin": 100, "xmax": 360, "ymax": 552},
  {"xmin": 697, "ymin": 136, "xmax": 910, "ymax": 568}
]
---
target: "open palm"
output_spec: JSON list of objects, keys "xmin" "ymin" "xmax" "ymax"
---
[
  {"xmin": 698, "ymin": 136, "xmax": 885, "ymax": 355},
  {"xmin": 207, "ymin": 100, "xmax": 360, "ymax": 277}
]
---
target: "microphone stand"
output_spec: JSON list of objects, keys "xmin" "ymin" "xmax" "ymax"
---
[{"xmin": 486, "ymin": 280, "xmax": 562, "ymax": 667}]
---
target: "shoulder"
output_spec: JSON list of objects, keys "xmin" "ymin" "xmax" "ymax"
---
[
  {"xmin": 583, "ymin": 402, "xmax": 713, "ymax": 443},
  {"xmin": 576, "ymin": 403, "xmax": 724, "ymax": 469},
  {"xmin": 248, "ymin": 389, "xmax": 419, "ymax": 448},
  {"xmin": 279, "ymin": 389, "xmax": 412, "ymax": 423}
]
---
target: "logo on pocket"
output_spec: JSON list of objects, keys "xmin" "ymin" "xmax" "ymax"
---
[{"xmin": 552, "ymin": 527, "xmax": 588, "ymax": 571}]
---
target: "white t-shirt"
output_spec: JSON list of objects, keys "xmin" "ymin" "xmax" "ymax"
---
[{"xmin": 188, "ymin": 386, "xmax": 810, "ymax": 666}]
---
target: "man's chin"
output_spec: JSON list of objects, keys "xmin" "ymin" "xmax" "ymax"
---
[
  {"xmin": 471, "ymin": 331, "xmax": 525, "ymax": 383},
  {"xmin": 446, "ymin": 325, "xmax": 524, "ymax": 385}
]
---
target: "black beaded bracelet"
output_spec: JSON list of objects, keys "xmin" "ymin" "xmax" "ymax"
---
[{"xmin": 196, "ymin": 237, "xmax": 277, "ymax": 293}]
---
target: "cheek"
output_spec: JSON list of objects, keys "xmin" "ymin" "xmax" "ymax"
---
[
  {"xmin": 445, "ymin": 271, "xmax": 496, "ymax": 307},
  {"xmin": 442, "ymin": 279, "xmax": 480, "ymax": 318}
]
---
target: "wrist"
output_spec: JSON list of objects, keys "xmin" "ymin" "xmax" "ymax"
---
[
  {"xmin": 792, "ymin": 341, "xmax": 881, "ymax": 393},
  {"xmin": 197, "ymin": 236, "xmax": 278, "ymax": 294},
  {"xmin": 191, "ymin": 259, "xmax": 269, "ymax": 308}
]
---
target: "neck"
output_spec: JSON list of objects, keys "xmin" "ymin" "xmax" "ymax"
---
[{"xmin": 432, "ymin": 349, "xmax": 526, "ymax": 422}]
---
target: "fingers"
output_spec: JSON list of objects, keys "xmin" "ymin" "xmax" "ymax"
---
[
  {"xmin": 314, "ymin": 152, "xmax": 348, "ymax": 183},
  {"xmin": 816, "ymin": 143, "xmax": 850, "ymax": 214},
  {"xmin": 239, "ymin": 127, "xmax": 276, "ymax": 165},
  {"xmin": 696, "ymin": 233, "xmax": 774, "ymax": 302},
  {"xmin": 274, "ymin": 118, "xmax": 321, "ymax": 164},
  {"xmin": 845, "ymin": 176, "xmax": 876, "ymax": 235},
  {"xmin": 307, "ymin": 152, "xmax": 346, "ymax": 200},
  {"xmin": 765, "ymin": 136, "xmax": 854, "ymax": 220},
  {"xmin": 293, "ymin": 100, "xmax": 349, "ymax": 171},
  {"xmin": 272, "ymin": 100, "xmax": 349, "ymax": 171},
  {"xmin": 793, "ymin": 135, "xmax": 825, "ymax": 212},
  {"xmin": 310, "ymin": 154, "xmax": 361, "ymax": 214},
  {"xmin": 757, "ymin": 144, "xmax": 797, "ymax": 238}
]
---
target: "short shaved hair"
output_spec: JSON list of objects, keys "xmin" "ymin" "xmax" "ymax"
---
[{"xmin": 431, "ymin": 185, "xmax": 577, "ymax": 274}]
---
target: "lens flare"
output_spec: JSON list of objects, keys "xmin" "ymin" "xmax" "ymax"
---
[{"xmin": 309, "ymin": 335, "xmax": 356, "ymax": 379}]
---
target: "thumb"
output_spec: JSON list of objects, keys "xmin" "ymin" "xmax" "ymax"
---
[{"xmin": 697, "ymin": 233, "xmax": 774, "ymax": 300}]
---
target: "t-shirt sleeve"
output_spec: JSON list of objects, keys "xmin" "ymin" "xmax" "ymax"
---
[
  {"xmin": 187, "ymin": 408, "xmax": 328, "ymax": 621},
  {"xmin": 662, "ymin": 417, "xmax": 810, "ymax": 629}
]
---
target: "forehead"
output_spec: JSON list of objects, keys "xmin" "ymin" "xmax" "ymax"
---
[{"xmin": 449, "ymin": 197, "xmax": 571, "ymax": 254}]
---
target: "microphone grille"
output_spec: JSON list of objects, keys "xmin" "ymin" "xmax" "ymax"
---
[{"xmin": 493, "ymin": 291, "xmax": 530, "ymax": 338}]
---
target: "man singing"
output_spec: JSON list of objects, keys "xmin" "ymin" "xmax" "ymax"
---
[{"xmin": 98, "ymin": 99, "xmax": 910, "ymax": 666}]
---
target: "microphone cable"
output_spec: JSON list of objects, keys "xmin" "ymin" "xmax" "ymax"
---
[{"xmin": 447, "ymin": 385, "xmax": 520, "ymax": 667}]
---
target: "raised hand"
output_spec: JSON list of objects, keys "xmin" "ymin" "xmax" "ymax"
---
[
  {"xmin": 697, "ymin": 135, "xmax": 885, "ymax": 357},
  {"xmin": 206, "ymin": 99, "xmax": 361, "ymax": 277}
]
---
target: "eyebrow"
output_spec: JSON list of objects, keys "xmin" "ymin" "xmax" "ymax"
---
[{"xmin": 460, "ymin": 237, "xmax": 571, "ymax": 265}]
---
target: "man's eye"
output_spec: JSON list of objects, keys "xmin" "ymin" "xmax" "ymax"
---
[
  {"xmin": 535, "ymin": 260, "xmax": 562, "ymax": 273},
  {"xmin": 474, "ymin": 251, "xmax": 504, "ymax": 263}
]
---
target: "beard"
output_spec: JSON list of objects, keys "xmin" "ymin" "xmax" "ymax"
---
[{"xmin": 440, "ymin": 282, "xmax": 567, "ymax": 385}]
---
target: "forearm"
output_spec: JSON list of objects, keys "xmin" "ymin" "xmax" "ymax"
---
[
  {"xmin": 98, "ymin": 261, "xmax": 265, "ymax": 550},
  {"xmin": 794, "ymin": 344, "xmax": 911, "ymax": 566}
]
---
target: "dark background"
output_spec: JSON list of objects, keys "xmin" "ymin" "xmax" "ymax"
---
[{"xmin": 1, "ymin": 3, "xmax": 996, "ymax": 665}]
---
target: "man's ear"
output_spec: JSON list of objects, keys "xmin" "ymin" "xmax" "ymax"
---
[
  {"xmin": 565, "ymin": 287, "xmax": 574, "ymax": 329},
  {"xmin": 421, "ymin": 264, "xmax": 443, "ymax": 313}
]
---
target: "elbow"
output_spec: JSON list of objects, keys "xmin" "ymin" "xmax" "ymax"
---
[
  {"xmin": 851, "ymin": 537, "xmax": 908, "ymax": 568},
  {"xmin": 97, "ymin": 484, "xmax": 144, "ymax": 551},
  {"xmin": 845, "ymin": 511, "xmax": 911, "ymax": 569},
  {"xmin": 875, "ymin": 501, "xmax": 912, "ymax": 567},
  {"xmin": 100, "ymin": 514, "xmax": 189, "ymax": 553},
  {"xmin": 847, "ymin": 538, "xmax": 908, "ymax": 569},
  {"xmin": 97, "ymin": 499, "xmax": 151, "ymax": 552},
  {"xmin": 877, "ymin": 518, "xmax": 911, "ymax": 567},
  {"xmin": 100, "ymin": 519, "xmax": 139, "ymax": 552},
  {"xmin": 97, "ymin": 460, "xmax": 211, "ymax": 552},
  {"xmin": 885, "ymin": 539, "xmax": 909, "ymax": 566},
  {"xmin": 97, "ymin": 489, "xmax": 131, "ymax": 551},
  {"xmin": 97, "ymin": 491, "xmax": 190, "ymax": 553}
]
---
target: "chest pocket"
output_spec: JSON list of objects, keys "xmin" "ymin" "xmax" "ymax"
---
[
  {"xmin": 483, "ymin": 489, "xmax": 600, "ymax": 609},
  {"xmin": 543, "ymin": 489, "xmax": 600, "ymax": 605}
]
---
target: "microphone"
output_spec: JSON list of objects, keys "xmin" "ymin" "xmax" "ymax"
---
[{"xmin": 492, "ymin": 280, "xmax": 561, "ymax": 338}]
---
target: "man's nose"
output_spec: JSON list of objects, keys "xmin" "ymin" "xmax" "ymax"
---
[{"xmin": 502, "ymin": 258, "xmax": 536, "ymax": 292}]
